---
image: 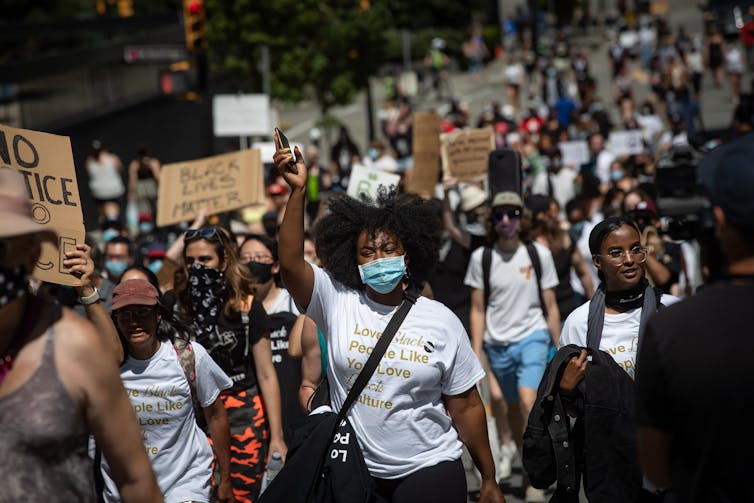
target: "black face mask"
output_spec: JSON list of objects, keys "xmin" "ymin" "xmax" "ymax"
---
[
  {"xmin": 247, "ymin": 261, "xmax": 273, "ymax": 284},
  {"xmin": 0, "ymin": 264, "xmax": 28, "ymax": 307}
]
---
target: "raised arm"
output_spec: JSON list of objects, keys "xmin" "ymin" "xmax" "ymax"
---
[
  {"xmin": 64, "ymin": 243, "xmax": 123, "ymax": 363},
  {"xmin": 273, "ymin": 145, "xmax": 315, "ymax": 310}
]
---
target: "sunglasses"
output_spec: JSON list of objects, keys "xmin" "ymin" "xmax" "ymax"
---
[
  {"xmin": 491, "ymin": 209, "xmax": 521, "ymax": 222},
  {"xmin": 184, "ymin": 227, "xmax": 223, "ymax": 242},
  {"xmin": 114, "ymin": 306, "xmax": 157, "ymax": 322}
]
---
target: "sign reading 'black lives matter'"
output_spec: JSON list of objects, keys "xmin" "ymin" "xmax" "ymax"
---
[{"xmin": 156, "ymin": 149, "xmax": 265, "ymax": 227}]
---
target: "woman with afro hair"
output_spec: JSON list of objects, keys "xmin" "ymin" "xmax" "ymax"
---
[{"xmin": 272, "ymin": 146, "xmax": 505, "ymax": 503}]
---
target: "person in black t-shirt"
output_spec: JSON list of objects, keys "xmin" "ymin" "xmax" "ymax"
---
[
  {"xmin": 174, "ymin": 226, "xmax": 285, "ymax": 503},
  {"xmin": 637, "ymin": 132, "xmax": 754, "ymax": 502}
]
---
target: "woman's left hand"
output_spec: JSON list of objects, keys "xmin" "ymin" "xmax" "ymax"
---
[{"xmin": 479, "ymin": 478, "xmax": 506, "ymax": 503}]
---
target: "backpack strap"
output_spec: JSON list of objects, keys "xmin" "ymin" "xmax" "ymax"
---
[
  {"xmin": 525, "ymin": 241, "xmax": 549, "ymax": 319},
  {"xmin": 173, "ymin": 337, "xmax": 207, "ymax": 431},
  {"xmin": 240, "ymin": 295, "xmax": 253, "ymax": 359},
  {"xmin": 482, "ymin": 246, "xmax": 492, "ymax": 309}
]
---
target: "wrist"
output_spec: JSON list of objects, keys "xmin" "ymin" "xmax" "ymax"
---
[
  {"xmin": 76, "ymin": 285, "xmax": 95, "ymax": 297},
  {"xmin": 79, "ymin": 287, "xmax": 100, "ymax": 305}
]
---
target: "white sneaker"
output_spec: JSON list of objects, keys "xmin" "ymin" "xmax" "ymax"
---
[
  {"xmin": 525, "ymin": 486, "xmax": 546, "ymax": 502},
  {"xmin": 496, "ymin": 442, "xmax": 517, "ymax": 481}
]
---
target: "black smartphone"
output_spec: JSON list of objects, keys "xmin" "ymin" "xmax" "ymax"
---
[
  {"xmin": 274, "ymin": 127, "xmax": 297, "ymax": 166},
  {"xmin": 487, "ymin": 148, "xmax": 522, "ymax": 197}
]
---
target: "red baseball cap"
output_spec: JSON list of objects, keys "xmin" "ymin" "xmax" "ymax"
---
[{"xmin": 112, "ymin": 279, "xmax": 160, "ymax": 311}]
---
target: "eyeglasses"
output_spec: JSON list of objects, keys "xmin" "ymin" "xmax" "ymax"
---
[
  {"xmin": 184, "ymin": 227, "xmax": 223, "ymax": 242},
  {"xmin": 491, "ymin": 209, "xmax": 521, "ymax": 222},
  {"xmin": 114, "ymin": 307, "xmax": 157, "ymax": 322},
  {"xmin": 595, "ymin": 246, "xmax": 648, "ymax": 265},
  {"xmin": 242, "ymin": 254, "xmax": 274, "ymax": 264}
]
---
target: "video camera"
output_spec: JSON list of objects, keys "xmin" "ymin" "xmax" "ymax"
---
[{"xmin": 654, "ymin": 145, "xmax": 714, "ymax": 241}]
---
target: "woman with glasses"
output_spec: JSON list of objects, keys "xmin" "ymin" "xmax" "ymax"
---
[
  {"xmin": 173, "ymin": 226, "xmax": 285, "ymax": 503},
  {"xmin": 558, "ymin": 216, "xmax": 678, "ymax": 381},
  {"xmin": 465, "ymin": 191, "xmax": 561, "ymax": 501},
  {"xmin": 556, "ymin": 216, "xmax": 679, "ymax": 500},
  {"xmin": 105, "ymin": 279, "xmax": 234, "ymax": 503},
  {"xmin": 271, "ymin": 146, "xmax": 505, "ymax": 503},
  {"xmin": 238, "ymin": 234, "xmax": 318, "ymax": 442}
]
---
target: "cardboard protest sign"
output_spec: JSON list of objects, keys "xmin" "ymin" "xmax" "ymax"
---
[
  {"xmin": 347, "ymin": 165, "xmax": 400, "ymax": 202},
  {"xmin": 0, "ymin": 124, "xmax": 85, "ymax": 286},
  {"xmin": 408, "ymin": 112, "xmax": 441, "ymax": 197},
  {"xmin": 558, "ymin": 140, "xmax": 590, "ymax": 167},
  {"xmin": 441, "ymin": 128, "xmax": 495, "ymax": 182},
  {"xmin": 607, "ymin": 131, "xmax": 645, "ymax": 156},
  {"xmin": 156, "ymin": 149, "xmax": 265, "ymax": 227}
]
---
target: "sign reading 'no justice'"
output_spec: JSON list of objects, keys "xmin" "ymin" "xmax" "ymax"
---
[{"xmin": 0, "ymin": 124, "xmax": 86, "ymax": 286}]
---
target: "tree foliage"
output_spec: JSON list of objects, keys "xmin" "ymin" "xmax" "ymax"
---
[{"xmin": 205, "ymin": 0, "xmax": 391, "ymax": 113}]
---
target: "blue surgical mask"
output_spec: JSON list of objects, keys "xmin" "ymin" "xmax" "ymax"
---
[
  {"xmin": 105, "ymin": 260, "xmax": 128, "ymax": 279},
  {"xmin": 611, "ymin": 170, "xmax": 624, "ymax": 182},
  {"xmin": 147, "ymin": 259, "xmax": 163, "ymax": 275},
  {"xmin": 358, "ymin": 255, "xmax": 406, "ymax": 294},
  {"xmin": 139, "ymin": 222, "xmax": 154, "ymax": 235},
  {"xmin": 102, "ymin": 229, "xmax": 119, "ymax": 243},
  {"xmin": 368, "ymin": 147, "xmax": 379, "ymax": 161}
]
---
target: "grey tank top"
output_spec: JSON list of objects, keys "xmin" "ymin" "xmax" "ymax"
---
[{"xmin": 0, "ymin": 328, "xmax": 96, "ymax": 502}]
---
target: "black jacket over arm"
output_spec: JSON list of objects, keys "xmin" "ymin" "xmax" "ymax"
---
[{"xmin": 523, "ymin": 344, "xmax": 641, "ymax": 502}]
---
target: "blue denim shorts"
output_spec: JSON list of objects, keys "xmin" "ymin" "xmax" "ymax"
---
[{"xmin": 484, "ymin": 329, "xmax": 550, "ymax": 403}]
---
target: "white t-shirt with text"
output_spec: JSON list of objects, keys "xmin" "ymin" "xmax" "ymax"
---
[
  {"xmin": 102, "ymin": 341, "xmax": 232, "ymax": 503},
  {"xmin": 305, "ymin": 266, "xmax": 485, "ymax": 479},
  {"xmin": 559, "ymin": 294, "xmax": 679, "ymax": 379},
  {"xmin": 465, "ymin": 242, "xmax": 559, "ymax": 344}
]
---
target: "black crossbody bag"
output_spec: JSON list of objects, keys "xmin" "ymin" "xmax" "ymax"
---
[{"xmin": 258, "ymin": 287, "xmax": 420, "ymax": 503}]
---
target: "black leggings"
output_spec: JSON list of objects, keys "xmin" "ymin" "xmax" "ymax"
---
[{"xmin": 373, "ymin": 459, "xmax": 466, "ymax": 503}]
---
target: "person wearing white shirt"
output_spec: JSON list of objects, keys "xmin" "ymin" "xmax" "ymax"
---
[{"xmin": 271, "ymin": 144, "xmax": 505, "ymax": 503}]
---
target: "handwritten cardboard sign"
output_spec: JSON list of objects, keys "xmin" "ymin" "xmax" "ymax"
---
[
  {"xmin": 347, "ymin": 164, "xmax": 400, "ymax": 202},
  {"xmin": 408, "ymin": 112, "xmax": 441, "ymax": 197},
  {"xmin": 558, "ymin": 140, "xmax": 590, "ymax": 167},
  {"xmin": 607, "ymin": 130, "xmax": 645, "ymax": 156},
  {"xmin": 0, "ymin": 124, "xmax": 85, "ymax": 286},
  {"xmin": 441, "ymin": 127, "xmax": 495, "ymax": 182},
  {"xmin": 156, "ymin": 149, "xmax": 265, "ymax": 227}
]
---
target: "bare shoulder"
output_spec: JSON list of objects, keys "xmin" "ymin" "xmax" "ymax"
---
[
  {"xmin": 54, "ymin": 308, "xmax": 120, "ymax": 406},
  {"xmin": 54, "ymin": 307, "xmax": 109, "ymax": 358}
]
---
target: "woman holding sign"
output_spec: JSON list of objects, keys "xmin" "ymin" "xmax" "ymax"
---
[
  {"xmin": 271, "ymin": 144, "xmax": 505, "ymax": 503},
  {"xmin": 172, "ymin": 227, "xmax": 286, "ymax": 503}
]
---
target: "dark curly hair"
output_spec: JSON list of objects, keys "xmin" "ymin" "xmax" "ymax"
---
[{"xmin": 314, "ymin": 189, "xmax": 441, "ymax": 291}]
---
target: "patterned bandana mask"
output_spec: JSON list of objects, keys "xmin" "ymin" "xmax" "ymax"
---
[
  {"xmin": 187, "ymin": 263, "xmax": 227, "ymax": 339},
  {"xmin": 0, "ymin": 264, "xmax": 28, "ymax": 308}
]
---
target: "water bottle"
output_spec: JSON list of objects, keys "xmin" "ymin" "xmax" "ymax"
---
[{"xmin": 259, "ymin": 451, "xmax": 283, "ymax": 494}]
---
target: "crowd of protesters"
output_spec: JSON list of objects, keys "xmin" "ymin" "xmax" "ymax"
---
[{"xmin": 3, "ymin": 2, "xmax": 754, "ymax": 503}]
